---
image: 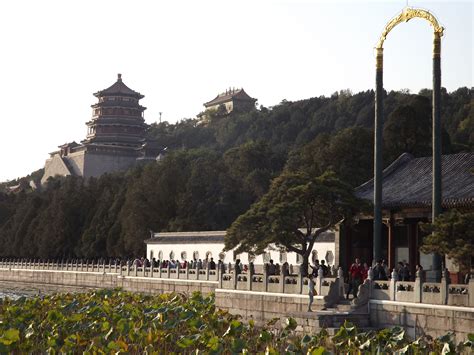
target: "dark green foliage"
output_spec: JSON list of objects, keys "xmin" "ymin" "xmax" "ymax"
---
[
  {"xmin": 421, "ymin": 210, "xmax": 474, "ymax": 273},
  {"xmin": 0, "ymin": 88, "xmax": 471, "ymax": 258},
  {"xmin": 0, "ymin": 290, "xmax": 471, "ymax": 353},
  {"xmin": 225, "ymin": 170, "xmax": 362, "ymax": 274}
]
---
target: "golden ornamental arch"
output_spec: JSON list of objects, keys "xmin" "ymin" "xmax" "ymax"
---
[{"xmin": 372, "ymin": 7, "xmax": 444, "ymax": 281}]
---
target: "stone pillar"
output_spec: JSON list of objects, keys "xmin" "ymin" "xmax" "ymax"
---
[
  {"xmin": 232, "ymin": 264, "xmax": 238, "ymax": 290},
  {"xmin": 279, "ymin": 263, "xmax": 285, "ymax": 293},
  {"xmin": 176, "ymin": 263, "xmax": 181, "ymax": 279},
  {"xmin": 218, "ymin": 261, "xmax": 223, "ymax": 289},
  {"xmin": 414, "ymin": 270, "xmax": 422, "ymax": 303},
  {"xmin": 315, "ymin": 267, "xmax": 323, "ymax": 296},
  {"xmin": 263, "ymin": 265, "xmax": 268, "ymax": 292},
  {"xmin": 196, "ymin": 263, "xmax": 201, "ymax": 280},
  {"xmin": 373, "ymin": 47, "xmax": 384, "ymax": 263},
  {"xmin": 337, "ymin": 267, "xmax": 345, "ymax": 298},
  {"xmin": 134, "ymin": 262, "xmax": 138, "ymax": 277},
  {"xmin": 150, "ymin": 262, "xmax": 154, "ymax": 278},
  {"xmin": 441, "ymin": 268, "xmax": 449, "ymax": 305},
  {"xmin": 469, "ymin": 274, "xmax": 474, "ymax": 307},
  {"xmin": 206, "ymin": 262, "xmax": 210, "ymax": 281},
  {"xmin": 126, "ymin": 262, "xmax": 130, "ymax": 276},
  {"xmin": 428, "ymin": 31, "xmax": 443, "ymax": 282},
  {"xmin": 142, "ymin": 261, "xmax": 146, "ymax": 277},
  {"xmin": 248, "ymin": 262, "xmax": 254, "ymax": 291},
  {"xmin": 390, "ymin": 269, "xmax": 398, "ymax": 301}
]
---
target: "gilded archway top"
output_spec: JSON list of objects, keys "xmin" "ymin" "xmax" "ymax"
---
[{"xmin": 376, "ymin": 7, "xmax": 444, "ymax": 49}]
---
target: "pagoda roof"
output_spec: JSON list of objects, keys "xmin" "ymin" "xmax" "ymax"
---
[
  {"xmin": 94, "ymin": 74, "xmax": 144, "ymax": 99},
  {"xmin": 355, "ymin": 152, "xmax": 474, "ymax": 209},
  {"xmin": 204, "ymin": 88, "xmax": 256, "ymax": 107}
]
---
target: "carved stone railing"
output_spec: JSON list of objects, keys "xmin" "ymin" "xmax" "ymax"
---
[
  {"xmin": 0, "ymin": 259, "xmax": 219, "ymax": 283},
  {"xmin": 365, "ymin": 268, "xmax": 474, "ymax": 307}
]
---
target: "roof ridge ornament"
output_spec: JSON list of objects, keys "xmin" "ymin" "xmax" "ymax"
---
[
  {"xmin": 117, "ymin": 73, "xmax": 122, "ymax": 82},
  {"xmin": 376, "ymin": 7, "xmax": 444, "ymax": 50}
]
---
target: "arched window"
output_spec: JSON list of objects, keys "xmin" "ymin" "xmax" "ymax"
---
[
  {"xmin": 280, "ymin": 252, "xmax": 287, "ymax": 263},
  {"xmin": 181, "ymin": 251, "xmax": 187, "ymax": 260},
  {"xmin": 312, "ymin": 250, "xmax": 318, "ymax": 264},
  {"xmin": 205, "ymin": 251, "xmax": 212, "ymax": 260},
  {"xmin": 158, "ymin": 251, "xmax": 163, "ymax": 261},
  {"xmin": 263, "ymin": 252, "xmax": 271, "ymax": 263},
  {"xmin": 218, "ymin": 252, "xmax": 226, "ymax": 261},
  {"xmin": 325, "ymin": 251, "xmax": 334, "ymax": 265},
  {"xmin": 169, "ymin": 251, "xmax": 175, "ymax": 260},
  {"xmin": 193, "ymin": 251, "xmax": 199, "ymax": 260},
  {"xmin": 150, "ymin": 251, "xmax": 154, "ymax": 260}
]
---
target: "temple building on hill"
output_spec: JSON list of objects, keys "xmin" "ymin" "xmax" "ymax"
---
[
  {"xmin": 201, "ymin": 88, "xmax": 257, "ymax": 118},
  {"xmin": 41, "ymin": 74, "xmax": 161, "ymax": 185}
]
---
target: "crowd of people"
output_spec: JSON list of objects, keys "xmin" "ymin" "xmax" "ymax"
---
[
  {"xmin": 344, "ymin": 258, "xmax": 423, "ymax": 299},
  {"xmin": 125, "ymin": 257, "xmax": 217, "ymax": 270}
]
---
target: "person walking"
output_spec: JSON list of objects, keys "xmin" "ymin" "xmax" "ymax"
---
[{"xmin": 346, "ymin": 258, "xmax": 362, "ymax": 299}]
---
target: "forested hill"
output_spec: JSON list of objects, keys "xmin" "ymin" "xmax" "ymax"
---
[{"xmin": 0, "ymin": 88, "xmax": 471, "ymax": 259}]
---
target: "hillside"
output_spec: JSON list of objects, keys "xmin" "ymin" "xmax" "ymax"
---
[{"xmin": 0, "ymin": 87, "xmax": 471, "ymax": 259}]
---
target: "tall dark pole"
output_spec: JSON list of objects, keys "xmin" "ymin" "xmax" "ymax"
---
[
  {"xmin": 373, "ymin": 47, "xmax": 384, "ymax": 264},
  {"xmin": 428, "ymin": 32, "xmax": 442, "ymax": 281}
]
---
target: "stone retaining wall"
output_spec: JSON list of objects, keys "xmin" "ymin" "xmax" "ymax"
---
[
  {"xmin": 0, "ymin": 268, "xmax": 217, "ymax": 296},
  {"xmin": 369, "ymin": 300, "xmax": 474, "ymax": 343}
]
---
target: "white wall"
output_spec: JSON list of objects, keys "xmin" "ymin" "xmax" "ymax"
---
[{"xmin": 146, "ymin": 241, "xmax": 336, "ymax": 267}]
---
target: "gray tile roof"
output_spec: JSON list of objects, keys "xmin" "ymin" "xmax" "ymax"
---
[
  {"xmin": 145, "ymin": 231, "xmax": 226, "ymax": 244},
  {"xmin": 204, "ymin": 88, "xmax": 256, "ymax": 107},
  {"xmin": 94, "ymin": 74, "xmax": 144, "ymax": 99},
  {"xmin": 355, "ymin": 152, "xmax": 474, "ymax": 208}
]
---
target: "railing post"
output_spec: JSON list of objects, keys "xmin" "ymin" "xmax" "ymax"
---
[
  {"xmin": 218, "ymin": 261, "xmax": 223, "ymax": 289},
  {"xmin": 206, "ymin": 262, "xmax": 210, "ymax": 281},
  {"xmin": 166, "ymin": 263, "xmax": 170, "ymax": 279},
  {"xmin": 196, "ymin": 263, "xmax": 201, "ymax": 280},
  {"xmin": 126, "ymin": 261, "xmax": 130, "ymax": 276},
  {"xmin": 150, "ymin": 261, "xmax": 154, "ymax": 278},
  {"xmin": 414, "ymin": 269, "xmax": 422, "ymax": 303},
  {"xmin": 337, "ymin": 267, "xmax": 345, "ymax": 299},
  {"xmin": 177, "ymin": 263, "xmax": 181, "ymax": 279},
  {"xmin": 247, "ymin": 262, "xmax": 254, "ymax": 291},
  {"xmin": 390, "ymin": 269, "xmax": 398, "ymax": 301},
  {"xmin": 142, "ymin": 261, "xmax": 146, "ymax": 277},
  {"xmin": 279, "ymin": 263, "xmax": 285, "ymax": 293},
  {"xmin": 232, "ymin": 263, "xmax": 238, "ymax": 290},
  {"xmin": 185, "ymin": 262, "xmax": 190, "ymax": 279},
  {"xmin": 316, "ymin": 267, "xmax": 323, "ymax": 296},
  {"xmin": 134, "ymin": 262, "xmax": 138, "ymax": 277},
  {"xmin": 367, "ymin": 266, "xmax": 374, "ymax": 297},
  {"xmin": 441, "ymin": 268, "xmax": 449, "ymax": 305},
  {"xmin": 263, "ymin": 264, "xmax": 268, "ymax": 292},
  {"xmin": 469, "ymin": 273, "xmax": 474, "ymax": 307},
  {"xmin": 298, "ymin": 268, "xmax": 304, "ymax": 294},
  {"xmin": 158, "ymin": 262, "xmax": 162, "ymax": 278}
]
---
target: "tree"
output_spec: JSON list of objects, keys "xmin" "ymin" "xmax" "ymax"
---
[
  {"xmin": 421, "ymin": 210, "xmax": 474, "ymax": 273},
  {"xmin": 225, "ymin": 170, "xmax": 362, "ymax": 275}
]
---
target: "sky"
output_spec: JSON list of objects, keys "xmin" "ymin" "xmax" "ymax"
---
[{"xmin": 0, "ymin": 0, "xmax": 471, "ymax": 182}]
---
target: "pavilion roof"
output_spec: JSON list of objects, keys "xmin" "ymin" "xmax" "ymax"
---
[
  {"xmin": 355, "ymin": 152, "xmax": 474, "ymax": 209},
  {"xmin": 94, "ymin": 74, "xmax": 144, "ymax": 99},
  {"xmin": 204, "ymin": 88, "xmax": 256, "ymax": 107}
]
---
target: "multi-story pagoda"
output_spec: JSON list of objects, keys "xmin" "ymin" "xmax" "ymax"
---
[
  {"xmin": 84, "ymin": 74, "xmax": 147, "ymax": 150},
  {"xmin": 41, "ymin": 75, "xmax": 161, "ymax": 184}
]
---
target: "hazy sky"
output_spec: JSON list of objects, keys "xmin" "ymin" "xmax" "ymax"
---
[{"xmin": 0, "ymin": 0, "xmax": 471, "ymax": 181}]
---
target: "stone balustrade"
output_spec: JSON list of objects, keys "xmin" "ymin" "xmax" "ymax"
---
[
  {"xmin": 0, "ymin": 258, "xmax": 219, "ymax": 282},
  {"xmin": 367, "ymin": 268, "xmax": 474, "ymax": 307},
  {"xmin": 1, "ymin": 258, "xmax": 473, "ymax": 308}
]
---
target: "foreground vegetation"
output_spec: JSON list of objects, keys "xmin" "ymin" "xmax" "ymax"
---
[{"xmin": 0, "ymin": 290, "xmax": 472, "ymax": 353}]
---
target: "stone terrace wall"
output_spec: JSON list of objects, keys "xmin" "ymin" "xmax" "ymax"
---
[
  {"xmin": 0, "ymin": 269, "xmax": 217, "ymax": 296},
  {"xmin": 369, "ymin": 300, "xmax": 474, "ymax": 344}
]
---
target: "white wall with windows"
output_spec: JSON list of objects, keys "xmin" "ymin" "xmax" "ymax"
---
[{"xmin": 145, "ymin": 231, "xmax": 336, "ymax": 267}]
